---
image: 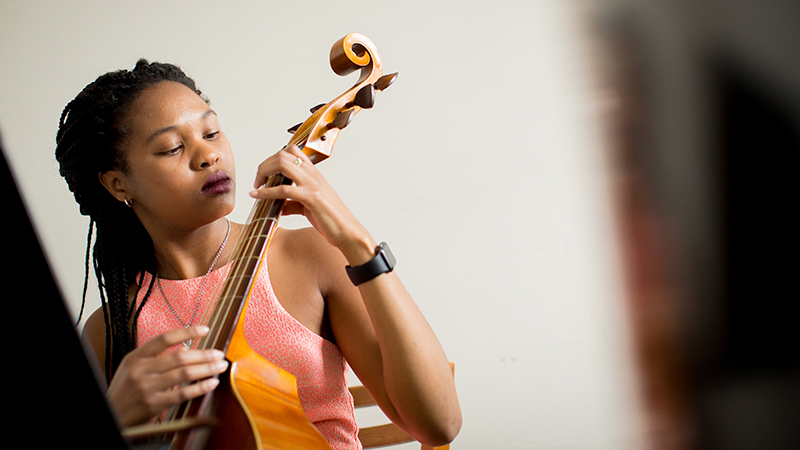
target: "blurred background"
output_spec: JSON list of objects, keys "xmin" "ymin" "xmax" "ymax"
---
[{"xmin": 1, "ymin": 0, "xmax": 798, "ymax": 449}]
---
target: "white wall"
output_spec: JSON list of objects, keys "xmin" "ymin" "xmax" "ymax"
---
[{"xmin": 0, "ymin": 1, "xmax": 645, "ymax": 448}]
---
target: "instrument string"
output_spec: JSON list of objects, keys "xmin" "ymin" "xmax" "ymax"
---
[
  {"xmin": 160, "ymin": 129, "xmax": 311, "ymax": 434},
  {"xmin": 164, "ymin": 194, "xmax": 283, "ymax": 425},
  {"xmin": 166, "ymin": 138, "xmax": 305, "ymax": 423}
]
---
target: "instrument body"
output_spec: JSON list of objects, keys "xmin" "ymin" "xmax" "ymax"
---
[{"xmin": 137, "ymin": 33, "xmax": 397, "ymax": 450}]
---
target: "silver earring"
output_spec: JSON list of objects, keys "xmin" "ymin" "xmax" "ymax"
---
[{"xmin": 124, "ymin": 198, "xmax": 132, "ymax": 208}]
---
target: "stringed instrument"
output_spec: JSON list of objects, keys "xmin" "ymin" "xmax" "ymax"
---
[{"xmin": 123, "ymin": 32, "xmax": 397, "ymax": 449}]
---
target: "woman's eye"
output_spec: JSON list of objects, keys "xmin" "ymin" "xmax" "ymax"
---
[
  {"xmin": 161, "ymin": 145, "xmax": 182, "ymax": 155},
  {"xmin": 205, "ymin": 131, "xmax": 220, "ymax": 140}
]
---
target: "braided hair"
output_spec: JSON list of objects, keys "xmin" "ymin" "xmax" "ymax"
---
[{"xmin": 55, "ymin": 59, "xmax": 206, "ymax": 381}]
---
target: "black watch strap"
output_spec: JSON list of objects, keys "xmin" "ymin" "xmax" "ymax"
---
[{"xmin": 345, "ymin": 242, "xmax": 395, "ymax": 286}]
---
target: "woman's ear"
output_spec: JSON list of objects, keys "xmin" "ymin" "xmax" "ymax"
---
[{"xmin": 98, "ymin": 170, "xmax": 130, "ymax": 205}]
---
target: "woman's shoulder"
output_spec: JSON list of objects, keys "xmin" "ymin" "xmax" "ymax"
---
[
  {"xmin": 271, "ymin": 226, "xmax": 349, "ymax": 291},
  {"xmin": 81, "ymin": 282, "xmax": 140, "ymax": 371},
  {"xmin": 273, "ymin": 227, "xmax": 345, "ymax": 264},
  {"xmin": 82, "ymin": 306, "xmax": 108, "ymax": 370},
  {"xmin": 82, "ymin": 306, "xmax": 105, "ymax": 340}
]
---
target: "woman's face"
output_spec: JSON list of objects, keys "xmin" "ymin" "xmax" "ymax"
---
[{"xmin": 104, "ymin": 81, "xmax": 236, "ymax": 233}]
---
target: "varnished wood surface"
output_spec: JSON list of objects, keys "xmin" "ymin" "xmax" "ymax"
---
[{"xmin": 223, "ymin": 295, "xmax": 331, "ymax": 449}]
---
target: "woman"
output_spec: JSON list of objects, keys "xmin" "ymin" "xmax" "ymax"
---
[{"xmin": 56, "ymin": 59, "xmax": 461, "ymax": 449}]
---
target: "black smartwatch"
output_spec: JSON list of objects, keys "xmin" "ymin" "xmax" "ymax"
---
[{"xmin": 345, "ymin": 242, "xmax": 396, "ymax": 286}]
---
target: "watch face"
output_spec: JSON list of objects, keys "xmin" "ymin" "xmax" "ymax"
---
[{"xmin": 379, "ymin": 242, "xmax": 396, "ymax": 268}]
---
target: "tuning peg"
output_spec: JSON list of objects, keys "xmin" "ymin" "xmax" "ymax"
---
[
  {"xmin": 310, "ymin": 103, "xmax": 325, "ymax": 113},
  {"xmin": 348, "ymin": 84, "xmax": 375, "ymax": 109},
  {"xmin": 328, "ymin": 109, "xmax": 356, "ymax": 130},
  {"xmin": 374, "ymin": 72, "xmax": 398, "ymax": 91},
  {"xmin": 287, "ymin": 123, "xmax": 302, "ymax": 134}
]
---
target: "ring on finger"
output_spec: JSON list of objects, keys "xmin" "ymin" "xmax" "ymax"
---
[{"xmin": 293, "ymin": 158, "xmax": 303, "ymax": 167}]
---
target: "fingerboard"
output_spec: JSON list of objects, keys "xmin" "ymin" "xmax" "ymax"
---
[{"xmin": 198, "ymin": 172, "xmax": 293, "ymax": 353}]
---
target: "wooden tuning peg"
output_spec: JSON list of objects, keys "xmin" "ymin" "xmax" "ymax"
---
[
  {"xmin": 287, "ymin": 123, "xmax": 302, "ymax": 134},
  {"xmin": 310, "ymin": 103, "xmax": 325, "ymax": 113},
  {"xmin": 328, "ymin": 109, "xmax": 356, "ymax": 130},
  {"xmin": 347, "ymin": 84, "xmax": 375, "ymax": 109},
  {"xmin": 374, "ymin": 72, "xmax": 398, "ymax": 91}
]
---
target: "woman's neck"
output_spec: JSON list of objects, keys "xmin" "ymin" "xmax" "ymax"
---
[{"xmin": 150, "ymin": 218, "xmax": 241, "ymax": 280}]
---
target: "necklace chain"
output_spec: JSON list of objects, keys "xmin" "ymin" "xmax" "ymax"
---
[{"xmin": 156, "ymin": 218, "xmax": 231, "ymax": 348}]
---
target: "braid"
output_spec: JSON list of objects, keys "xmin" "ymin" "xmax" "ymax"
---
[
  {"xmin": 130, "ymin": 260, "xmax": 157, "ymax": 348},
  {"xmin": 75, "ymin": 219, "xmax": 94, "ymax": 324},
  {"xmin": 55, "ymin": 59, "xmax": 205, "ymax": 381}
]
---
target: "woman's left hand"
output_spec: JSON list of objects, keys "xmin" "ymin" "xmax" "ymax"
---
[{"xmin": 250, "ymin": 145, "xmax": 375, "ymax": 264}]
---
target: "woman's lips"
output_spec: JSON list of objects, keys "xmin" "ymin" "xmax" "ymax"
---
[{"xmin": 201, "ymin": 171, "xmax": 232, "ymax": 195}]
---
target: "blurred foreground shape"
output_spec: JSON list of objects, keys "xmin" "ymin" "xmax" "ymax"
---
[{"xmin": 593, "ymin": 1, "xmax": 800, "ymax": 449}]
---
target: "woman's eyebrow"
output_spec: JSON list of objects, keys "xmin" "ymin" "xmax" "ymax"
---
[{"xmin": 146, "ymin": 109, "xmax": 217, "ymax": 143}]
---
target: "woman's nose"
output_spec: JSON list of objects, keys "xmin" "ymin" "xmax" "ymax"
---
[{"xmin": 193, "ymin": 140, "xmax": 220, "ymax": 169}]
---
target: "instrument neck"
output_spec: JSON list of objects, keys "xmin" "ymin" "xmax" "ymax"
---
[{"xmin": 197, "ymin": 173, "xmax": 293, "ymax": 353}]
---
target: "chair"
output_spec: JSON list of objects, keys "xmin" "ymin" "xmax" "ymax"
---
[{"xmin": 349, "ymin": 362, "xmax": 455, "ymax": 449}]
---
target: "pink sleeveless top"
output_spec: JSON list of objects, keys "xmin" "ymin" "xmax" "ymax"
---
[{"xmin": 134, "ymin": 257, "xmax": 361, "ymax": 450}]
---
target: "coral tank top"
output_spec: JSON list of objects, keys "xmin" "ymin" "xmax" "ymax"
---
[{"xmin": 134, "ymin": 257, "xmax": 361, "ymax": 449}]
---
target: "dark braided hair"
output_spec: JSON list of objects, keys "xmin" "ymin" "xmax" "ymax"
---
[{"xmin": 55, "ymin": 59, "xmax": 206, "ymax": 381}]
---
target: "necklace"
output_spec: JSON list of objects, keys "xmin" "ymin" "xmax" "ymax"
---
[{"xmin": 156, "ymin": 218, "xmax": 231, "ymax": 348}]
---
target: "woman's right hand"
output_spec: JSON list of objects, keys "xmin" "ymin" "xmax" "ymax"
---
[{"xmin": 105, "ymin": 325, "xmax": 229, "ymax": 427}]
